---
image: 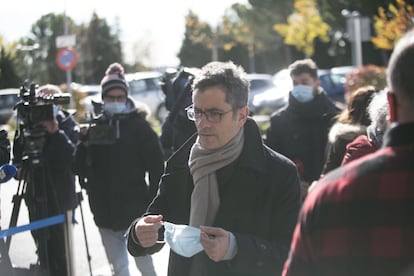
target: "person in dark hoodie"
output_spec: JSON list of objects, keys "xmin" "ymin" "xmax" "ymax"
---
[
  {"xmin": 13, "ymin": 84, "xmax": 79, "ymax": 276},
  {"xmin": 74, "ymin": 63, "xmax": 164, "ymax": 276},
  {"xmin": 160, "ymin": 67, "xmax": 198, "ymax": 160},
  {"xmin": 265, "ymin": 59, "xmax": 339, "ymax": 200}
]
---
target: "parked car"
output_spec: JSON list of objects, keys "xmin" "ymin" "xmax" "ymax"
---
[
  {"xmin": 126, "ymin": 71, "xmax": 167, "ymax": 123},
  {"xmin": 78, "ymin": 84, "xmax": 101, "ymax": 97},
  {"xmin": 0, "ymin": 88, "xmax": 20, "ymax": 124},
  {"xmin": 79, "ymin": 71, "xmax": 168, "ymax": 123},
  {"xmin": 318, "ymin": 66, "xmax": 354, "ymax": 106},
  {"xmin": 250, "ymin": 69, "xmax": 291, "ymax": 115},
  {"xmin": 247, "ymin": 74, "xmax": 276, "ymax": 112}
]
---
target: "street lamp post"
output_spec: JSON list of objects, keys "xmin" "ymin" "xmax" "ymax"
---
[{"xmin": 342, "ymin": 9, "xmax": 363, "ymax": 67}]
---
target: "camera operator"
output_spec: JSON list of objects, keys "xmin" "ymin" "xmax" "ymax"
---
[
  {"xmin": 0, "ymin": 129, "xmax": 10, "ymax": 165},
  {"xmin": 74, "ymin": 63, "xmax": 164, "ymax": 276},
  {"xmin": 0, "ymin": 129, "xmax": 11, "ymax": 271},
  {"xmin": 160, "ymin": 67, "xmax": 198, "ymax": 160},
  {"xmin": 0, "ymin": 128, "xmax": 10, "ymax": 220},
  {"xmin": 12, "ymin": 84, "xmax": 79, "ymax": 276}
]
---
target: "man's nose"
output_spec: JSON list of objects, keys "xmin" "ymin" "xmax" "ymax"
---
[{"xmin": 196, "ymin": 113, "xmax": 211, "ymax": 127}]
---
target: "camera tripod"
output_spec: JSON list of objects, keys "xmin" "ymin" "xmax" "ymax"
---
[
  {"xmin": 0, "ymin": 227, "xmax": 14, "ymax": 275},
  {"xmin": 6, "ymin": 157, "xmax": 66, "ymax": 276}
]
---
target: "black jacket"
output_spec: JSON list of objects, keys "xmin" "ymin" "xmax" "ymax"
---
[
  {"xmin": 0, "ymin": 129, "xmax": 10, "ymax": 165},
  {"xmin": 160, "ymin": 109, "xmax": 197, "ymax": 159},
  {"xmin": 127, "ymin": 118, "xmax": 301, "ymax": 276},
  {"xmin": 266, "ymin": 93, "xmax": 339, "ymax": 182},
  {"xmin": 13, "ymin": 110, "xmax": 79, "ymax": 214},
  {"xmin": 75, "ymin": 110, "xmax": 164, "ymax": 231},
  {"xmin": 322, "ymin": 122, "xmax": 367, "ymax": 174}
]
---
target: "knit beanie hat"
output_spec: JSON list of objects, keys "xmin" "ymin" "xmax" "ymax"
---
[{"xmin": 100, "ymin": 63, "xmax": 129, "ymax": 98}]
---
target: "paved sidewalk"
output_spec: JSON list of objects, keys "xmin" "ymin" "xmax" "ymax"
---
[{"xmin": 1, "ymin": 179, "xmax": 169, "ymax": 276}]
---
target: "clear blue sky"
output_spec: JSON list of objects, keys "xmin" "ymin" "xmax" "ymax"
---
[{"xmin": 1, "ymin": 0, "xmax": 248, "ymax": 68}]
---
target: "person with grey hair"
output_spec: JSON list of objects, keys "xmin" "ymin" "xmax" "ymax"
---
[
  {"xmin": 127, "ymin": 61, "xmax": 301, "ymax": 276},
  {"xmin": 283, "ymin": 29, "xmax": 414, "ymax": 276},
  {"xmin": 341, "ymin": 89, "xmax": 389, "ymax": 165}
]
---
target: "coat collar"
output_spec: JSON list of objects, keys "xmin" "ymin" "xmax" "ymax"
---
[
  {"xmin": 382, "ymin": 122, "xmax": 414, "ymax": 148},
  {"xmin": 236, "ymin": 117, "xmax": 267, "ymax": 174},
  {"xmin": 287, "ymin": 92, "xmax": 339, "ymax": 119},
  {"xmin": 167, "ymin": 117, "xmax": 267, "ymax": 174}
]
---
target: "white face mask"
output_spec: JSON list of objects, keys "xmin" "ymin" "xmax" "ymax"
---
[
  {"xmin": 104, "ymin": 102, "xmax": 126, "ymax": 116},
  {"xmin": 164, "ymin": 222, "xmax": 203, "ymax": 258},
  {"xmin": 291, "ymin": 85, "xmax": 315, "ymax": 103}
]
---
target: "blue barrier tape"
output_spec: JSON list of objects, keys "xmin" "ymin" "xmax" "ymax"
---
[{"xmin": 0, "ymin": 214, "xmax": 65, "ymax": 239}]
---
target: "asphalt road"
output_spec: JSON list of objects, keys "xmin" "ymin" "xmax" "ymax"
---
[{"xmin": 0, "ymin": 178, "xmax": 169, "ymax": 276}]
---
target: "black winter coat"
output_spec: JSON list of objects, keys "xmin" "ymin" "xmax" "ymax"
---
[
  {"xmin": 75, "ymin": 111, "xmax": 164, "ymax": 231},
  {"xmin": 13, "ymin": 110, "xmax": 79, "ymax": 214},
  {"xmin": 0, "ymin": 129, "xmax": 10, "ymax": 165},
  {"xmin": 127, "ymin": 118, "xmax": 301, "ymax": 276},
  {"xmin": 266, "ymin": 93, "xmax": 339, "ymax": 182}
]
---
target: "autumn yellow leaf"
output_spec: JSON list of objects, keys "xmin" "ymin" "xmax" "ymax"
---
[
  {"xmin": 372, "ymin": 0, "xmax": 414, "ymax": 50},
  {"xmin": 273, "ymin": 0, "xmax": 330, "ymax": 57}
]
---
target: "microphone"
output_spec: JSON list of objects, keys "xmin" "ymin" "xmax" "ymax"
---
[{"xmin": 0, "ymin": 164, "xmax": 17, "ymax": 184}]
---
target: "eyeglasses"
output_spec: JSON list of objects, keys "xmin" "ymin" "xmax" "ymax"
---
[
  {"xmin": 104, "ymin": 95, "xmax": 126, "ymax": 102},
  {"xmin": 186, "ymin": 105, "xmax": 233, "ymax": 123}
]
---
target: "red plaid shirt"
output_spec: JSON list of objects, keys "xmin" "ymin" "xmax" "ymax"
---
[{"xmin": 283, "ymin": 123, "xmax": 414, "ymax": 276}]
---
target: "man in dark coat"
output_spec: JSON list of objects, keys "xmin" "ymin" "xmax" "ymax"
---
[
  {"xmin": 74, "ymin": 63, "xmax": 163, "ymax": 276},
  {"xmin": 127, "ymin": 61, "xmax": 301, "ymax": 276},
  {"xmin": 283, "ymin": 28, "xmax": 414, "ymax": 276},
  {"xmin": 265, "ymin": 59, "xmax": 339, "ymax": 199},
  {"xmin": 0, "ymin": 129, "xmax": 10, "ymax": 165},
  {"xmin": 0, "ymin": 128, "xmax": 10, "ymax": 272},
  {"xmin": 13, "ymin": 84, "xmax": 79, "ymax": 276}
]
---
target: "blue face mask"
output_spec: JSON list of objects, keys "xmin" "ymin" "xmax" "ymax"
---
[
  {"xmin": 164, "ymin": 222, "xmax": 203, "ymax": 258},
  {"xmin": 104, "ymin": 102, "xmax": 126, "ymax": 116},
  {"xmin": 292, "ymin": 85, "xmax": 315, "ymax": 103}
]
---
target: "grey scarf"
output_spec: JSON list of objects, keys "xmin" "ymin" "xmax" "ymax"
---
[{"xmin": 188, "ymin": 127, "xmax": 244, "ymax": 227}]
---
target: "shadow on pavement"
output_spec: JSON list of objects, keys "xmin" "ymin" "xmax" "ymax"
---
[{"xmin": 1, "ymin": 262, "xmax": 50, "ymax": 276}]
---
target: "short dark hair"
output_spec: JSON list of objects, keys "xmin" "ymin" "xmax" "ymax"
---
[
  {"xmin": 387, "ymin": 29, "xmax": 414, "ymax": 103},
  {"xmin": 289, "ymin": 58, "xmax": 318, "ymax": 79},
  {"xmin": 192, "ymin": 61, "xmax": 249, "ymax": 110}
]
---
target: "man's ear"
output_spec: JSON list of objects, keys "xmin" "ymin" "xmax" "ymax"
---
[
  {"xmin": 387, "ymin": 91, "xmax": 397, "ymax": 122},
  {"xmin": 238, "ymin": 107, "xmax": 249, "ymax": 124},
  {"xmin": 313, "ymin": 79, "xmax": 321, "ymax": 95}
]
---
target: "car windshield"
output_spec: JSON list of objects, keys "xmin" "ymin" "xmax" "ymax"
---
[{"xmin": 0, "ymin": 91, "xmax": 19, "ymax": 108}]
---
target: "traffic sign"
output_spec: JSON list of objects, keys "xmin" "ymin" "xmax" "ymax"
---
[
  {"xmin": 56, "ymin": 35, "xmax": 76, "ymax": 48},
  {"xmin": 56, "ymin": 48, "xmax": 77, "ymax": 71}
]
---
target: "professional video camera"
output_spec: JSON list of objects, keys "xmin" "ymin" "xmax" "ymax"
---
[
  {"xmin": 14, "ymin": 82, "xmax": 70, "ymax": 161},
  {"xmin": 80, "ymin": 117, "xmax": 117, "ymax": 145},
  {"xmin": 80, "ymin": 103, "xmax": 119, "ymax": 146},
  {"xmin": 80, "ymin": 100, "xmax": 138, "ymax": 145}
]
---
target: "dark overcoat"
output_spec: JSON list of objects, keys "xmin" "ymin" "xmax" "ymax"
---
[{"xmin": 127, "ymin": 118, "xmax": 301, "ymax": 276}]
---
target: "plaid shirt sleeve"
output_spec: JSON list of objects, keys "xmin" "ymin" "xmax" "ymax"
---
[{"xmin": 283, "ymin": 193, "xmax": 319, "ymax": 276}]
